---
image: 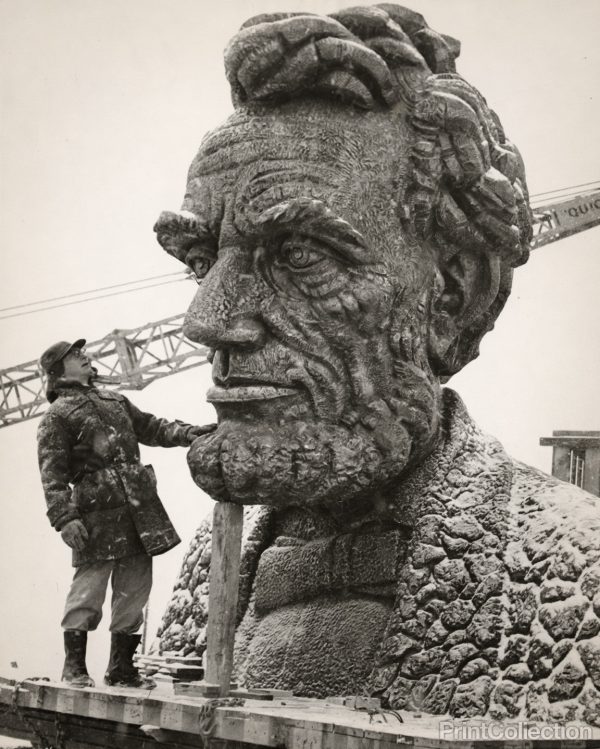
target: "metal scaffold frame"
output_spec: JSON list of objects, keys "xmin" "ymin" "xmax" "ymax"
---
[{"xmin": 0, "ymin": 315, "xmax": 209, "ymax": 428}]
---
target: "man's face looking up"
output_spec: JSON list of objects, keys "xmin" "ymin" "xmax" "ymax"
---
[
  {"xmin": 167, "ymin": 101, "xmax": 443, "ymax": 516},
  {"xmin": 62, "ymin": 348, "xmax": 92, "ymax": 383}
]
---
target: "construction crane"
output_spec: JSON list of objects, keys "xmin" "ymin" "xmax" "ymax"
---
[
  {"xmin": 530, "ymin": 186, "xmax": 600, "ymax": 249},
  {"xmin": 1, "ymin": 187, "xmax": 599, "ymax": 430}
]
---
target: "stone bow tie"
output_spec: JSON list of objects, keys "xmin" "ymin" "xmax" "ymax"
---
[{"xmin": 254, "ymin": 529, "xmax": 407, "ymax": 614}]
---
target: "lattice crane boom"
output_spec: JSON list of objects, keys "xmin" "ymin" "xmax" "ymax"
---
[
  {"xmin": 0, "ymin": 315, "xmax": 208, "ymax": 428},
  {"xmin": 1, "ymin": 188, "xmax": 598, "ymax": 429},
  {"xmin": 530, "ymin": 188, "xmax": 600, "ymax": 249}
]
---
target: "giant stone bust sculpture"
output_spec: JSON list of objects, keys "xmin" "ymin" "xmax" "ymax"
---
[{"xmin": 155, "ymin": 5, "xmax": 600, "ymax": 726}]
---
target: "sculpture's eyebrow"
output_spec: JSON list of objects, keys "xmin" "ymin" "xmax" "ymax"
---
[
  {"xmin": 251, "ymin": 198, "xmax": 376, "ymax": 265},
  {"xmin": 153, "ymin": 210, "xmax": 216, "ymax": 265}
]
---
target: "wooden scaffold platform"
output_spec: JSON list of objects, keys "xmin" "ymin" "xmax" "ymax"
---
[{"xmin": 2, "ymin": 675, "xmax": 600, "ymax": 749}]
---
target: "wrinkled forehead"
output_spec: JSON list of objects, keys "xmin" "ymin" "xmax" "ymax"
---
[{"xmin": 182, "ymin": 103, "xmax": 412, "ymax": 234}]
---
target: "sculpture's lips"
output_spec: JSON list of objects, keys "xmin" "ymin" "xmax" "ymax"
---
[{"xmin": 207, "ymin": 384, "xmax": 298, "ymax": 402}]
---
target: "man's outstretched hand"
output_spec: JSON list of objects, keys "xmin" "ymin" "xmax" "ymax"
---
[
  {"xmin": 61, "ymin": 519, "xmax": 89, "ymax": 550},
  {"xmin": 186, "ymin": 424, "xmax": 217, "ymax": 441}
]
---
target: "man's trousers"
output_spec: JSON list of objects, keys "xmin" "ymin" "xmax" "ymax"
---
[{"xmin": 61, "ymin": 553, "xmax": 152, "ymax": 633}]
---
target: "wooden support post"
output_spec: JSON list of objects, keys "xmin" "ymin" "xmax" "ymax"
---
[{"xmin": 205, "ymin": 501, "xmax": 244, "ymax": 696}]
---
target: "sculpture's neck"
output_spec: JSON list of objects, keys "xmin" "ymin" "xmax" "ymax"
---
[{"xmin": 272, "ymin": 493, "xmax": 414, "ymax": 543}]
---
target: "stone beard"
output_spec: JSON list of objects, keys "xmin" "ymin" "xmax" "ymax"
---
[{"xmin": 187, "ymin": 384, "xmax": 439, "ymax": 516}]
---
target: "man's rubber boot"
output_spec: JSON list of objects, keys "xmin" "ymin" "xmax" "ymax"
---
[
  {"xmin": 61, "ymin": 630, "xmax": 95, "ymax": 688},
  {"xmin": 104, "ymin": 633, "xmax": 155, "ymax": 689}
]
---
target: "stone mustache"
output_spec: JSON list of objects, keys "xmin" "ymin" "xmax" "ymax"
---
[{"xmin": 154, "ymin": 5, "xmax": 600, "ymax": 725}]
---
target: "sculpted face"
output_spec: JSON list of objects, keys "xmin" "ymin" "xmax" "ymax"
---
[{"xmin": 162, "ymin": 101, "xmax": 443, "ymax": 514}]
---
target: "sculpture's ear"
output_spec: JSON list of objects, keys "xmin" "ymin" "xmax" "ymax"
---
[{"xmin": 428, "ymin": 246, "xmax": 503, "ymax": 377}]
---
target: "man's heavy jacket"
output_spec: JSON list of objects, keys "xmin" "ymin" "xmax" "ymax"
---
[
  {"xmin": 37, "ymin": 383, "xmax": 195, "ymax": 566},
  {"xmin": 158, "ymin": 389, "xmax": 600, "ymax": 726}
]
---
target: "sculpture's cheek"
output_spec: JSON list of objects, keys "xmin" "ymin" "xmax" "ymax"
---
[{"xmin": 236, "ymin": 596, "xmax": 393, "ymax": 697}]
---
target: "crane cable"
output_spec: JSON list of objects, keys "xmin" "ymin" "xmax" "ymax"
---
[
  {"xmin": 529, "ymin": 179, "xmax": 600, "ymax": 200},
  {"xmin": 0, "ymin": 276, "xmax": 189, "ymax": 321},
  {"xmin": 0, "ymin": 271, "xmax": 185, "ymax": 313}
]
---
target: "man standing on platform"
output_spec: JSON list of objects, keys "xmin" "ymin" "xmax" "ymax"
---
[{"xmin": 37, "ymin": 338, "xmax": 214, "ymax": 688}]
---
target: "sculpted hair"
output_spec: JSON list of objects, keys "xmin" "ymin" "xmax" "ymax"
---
[{"xmin": 223, "ymin": 4, "xmax": 533, "ymax": 373}]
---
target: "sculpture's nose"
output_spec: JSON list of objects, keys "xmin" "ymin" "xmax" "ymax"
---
[
  {"xmin": 183, "ymin": 252, "xmax": 267, "ymax": 351},
  {"xmin": 190, "ymin": 316, "xmax": 266, "ymax": 350}
]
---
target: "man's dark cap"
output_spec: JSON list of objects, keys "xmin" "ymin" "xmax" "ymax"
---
[{"xmin": 39, "ymin": 339, "xmax": 86, "ymax": 375}]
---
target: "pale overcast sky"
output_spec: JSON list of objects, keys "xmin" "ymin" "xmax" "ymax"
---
[{"xmin": 0, "ymin": 0, "xmax": 599, "ymax": 681}]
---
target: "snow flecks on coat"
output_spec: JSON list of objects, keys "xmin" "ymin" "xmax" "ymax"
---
[{"xmin": 37, "ymin": 383, "xmax": 197, "ymax": 566}]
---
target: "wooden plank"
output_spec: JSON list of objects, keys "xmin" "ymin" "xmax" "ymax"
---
[
  {"xmin": 140, "ymin": 696, "xmax": 166, "ymax": 728},
  {"xmin": 56, "ymin": 688, "xmax": 76, "ymax": 714},
  {"xmin": 240, "ymin": 713, "xmax": 278, "ymax": 747},
  {"xmin": 219, "ymin": 713, "xmax": 248, "ymax": 743},
  {"xmin": 165, "ymin": 656, "xmax": 203, "ymax": 667},
  {"xmin": 0, "ymin": 712, "xmax": 38, "ymax": 743},
  {"xmin": 87, "ymin": 690, "xmax": 113, "ymax": 721},
  {"xmin": 205, "ymin": 501, "xmax": 244, "ymax": 695},
  {"xmin": 19, "ymin": 709, "xmax": 202, "ymax": 749},
  {"xmin": 23, "ymin": 679, "xmax": 59, "ymax": 714},
  {"xmin": 123, "ymin": 696, "xmax": 145, "ymax": 724},
  {"xmin": 161, "ymin": 665, "xmax": 205, "ymax": 679}
]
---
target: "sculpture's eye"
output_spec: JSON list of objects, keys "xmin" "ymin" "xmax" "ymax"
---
[
  {"xmin": 267, "ymin": 234, "xmax": 344, "ymax": 298},
  {"xmin": 280, "ymin": 238, "xmax": 323, "ymax": 269},
  {"xmin": 192, "ymin": 257, "xmax": 211, "ymax": 279},
  {"xmin": 186, "ymin": 247, "xmax": 214, "ymax": 283}
]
